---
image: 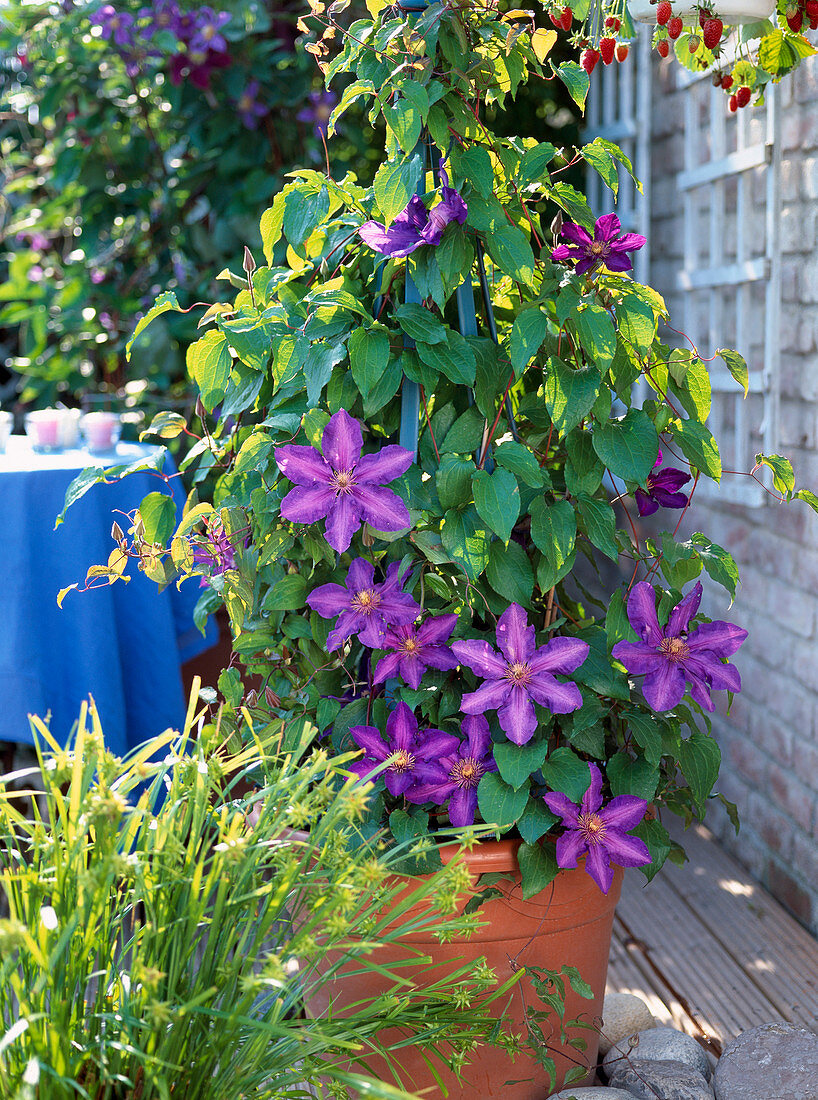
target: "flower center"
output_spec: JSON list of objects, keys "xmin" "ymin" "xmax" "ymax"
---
[
  {"xmin": 588, "ymin": 241, "xmax": 609, "ymax": 257},
  {"xmin": 660, "ymin": 637, "xmax": 690, "ymax": 663},
  {"xmin": 389, "ymin": 749, "xmax": 415, "ymax": 774},
  {"xmin": 449, "ymin": 757, "xmax": 485, "ymax": 790},
  {"xmin": 578, "ymin": 812, "xmax": 607, "ymax": 845},
  {"xmin": 351, "ymin": 588, "xmax": 380, "ymax": 616},
  {"xmin": 400, "ymin": 636, "xmax": 420, "ymax": 654},
  {"xmin": 505, "ymin": 661, "xmax": 532, "ymax": 687},
  {"xmin": 331, "ymin": 469, "xmax": 356, "ymax": 496}
]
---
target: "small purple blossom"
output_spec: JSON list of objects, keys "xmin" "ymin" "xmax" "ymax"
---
[
  {"xmin": 543, "ymin": 763, "xmax": 651, "ymax": 894},
  {"xmin": 359, "ymin": 165, "xmax": 467, "ymax": 259},
  {"xmin": 552, "ymin": 213, "xmax": 646, "ymax": 276},
  {"xmin": 90, "ymin": 268, "xmax": 106, "ymax": 285},
  {"xmin": 236, "ymin": 81, "xmax": 267, "ymax": 130},
  {"xmin": 275, "ymin": 409, "xmax": 413, "ymax": 554},
  {"xmin": 297, "ymin": 90, "xmax": 337, "ymax": 139},
  {"xmin": 191, "ymin": 517, "xmax": 237, "ymax": 587},
  {"xmin": 635, "ymin": 449, "xmax": 692, "ymax": 517},
  {"xmin": 91, "ymin": 5, "xmax": 136, "ymax": 48},
  {"xmin": 347, "ymin": 702, "xmax": 459, "ymax": 797},
  {"xmin": 405, "ymin": 715, "xmax": 498, "ymax": 827},
  {"xmin": 169, "ymin": 47, "xmax": 230, "ymax": 89},
  {"xmin": 611, "ymin": 581, "xmax": 747, "ymax": 713},
  {"xmin": 307, "ymin": 558, "xmax": 420, "ymax": 652},
  {"xmin": 16, "ymin": 231, "xmax": 50, "ymax": 252},
  {"xmin": 452, "ymin": 604, "xmax": 589, "ymax": 746},
  {"xmin": 138, "ymin": 0, "xmax": 181, "ymax": 38},
  {"xmin": 372, "ymin": 614, "xmax": 458, "ymax": 690},
  {"xmin": 188, "ymin": 7, "xmax": 231, "ymax": 53}
]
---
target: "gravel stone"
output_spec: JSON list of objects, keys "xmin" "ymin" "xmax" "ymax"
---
[
  {"xmin": 603, "ymin": 1026, "xmax": 711, "ymax": 1081},
  {"xmin": 607, "ymin": 1058, "xmax": 715, "ymax": 1099},
  {"xmin": 545, "ymin": 1089, "xmax": 635, "ymax": 1100},
  {"xmin": 598, "ymin": 992, "xmax": 656, "ymax": 1055},
  {"xmin": 714, "ymin": 1022, "xmax": 818, "ymax": 1100}
]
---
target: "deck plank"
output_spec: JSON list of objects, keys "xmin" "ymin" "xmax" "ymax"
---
[{"xmin": 606, "ymin": 821, "xmax": 818, "ymax": 1051}]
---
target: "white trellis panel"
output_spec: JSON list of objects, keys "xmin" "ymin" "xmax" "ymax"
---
[
  {"xmin": 675, "ymin": 69, "xmax": 781, "ymax": 507},
  {"xmin": 585, "ymin": 29, "xmax": 652, "ymax": 287}
]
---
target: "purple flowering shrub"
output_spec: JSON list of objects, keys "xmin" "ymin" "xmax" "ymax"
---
[{"xmin": 82, "ymin": 0, "xmax": 818, "ymax": 901}]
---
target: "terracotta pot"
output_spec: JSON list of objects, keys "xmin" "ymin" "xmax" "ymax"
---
[{"xmin": 302, "ymin": 839, "xmax": 623, "ymax": 1099}]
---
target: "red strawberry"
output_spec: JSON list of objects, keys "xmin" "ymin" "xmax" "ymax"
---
[
  {"xmin": 657, "ymin": 36, "xmax": 670, "ymax": 55},
  {"xmin": 549, "ymin": 11, "xmax": 563, "ymax": 26},
  {"xmin": 721, "ymin": 73, "xmax": 733, "ymax": 88},
  {"xmin": 787, "ymin": 8, "xmax": 803, "ymax": 29},
  {"xmin": 605, "ymin": 14, "xmax": 616, "ymax": 27},
  {"xmin": 581, "ymin": 47, "xmax": 601, "ymax": 72},
  {"xmin": 736, "ymin": 84, "xmax": 752, "ymax": 107},
  {"xmin": 728, "ymin": 93, "xmax": 738, "ymax": 111},
  {"xmin": 806, "ymin": 0, "xmax": 818, "ymax": 15},
  {"xmin": 616, "ymin": 42, "xmax": 630, "ymax": 60},
  {"xmin": 688, "ymin": 32, "xmax": 701, "ymax": 50},
  {"xmin": 656, "ymin": 0, "xmax": 672, "ymax": 24},
  {"xmin": 600, "ymin": 36, "xmax": 616, "ymax": 63},
  {"xmin": 667, "ymin": 15, "xmax": 684, "ymax": 37},
  {"xmin": 698, "ymin": 6, "xmax": 708, "ymax": 25},
  {"xmin": 560, "ymin": 5, "xmax": 573, "ymax": 30},
  {"xmin": 810, "ymin": 14, "xmax": 818, "ymax": 28},
  {"xmin": 703, "ymin": 17, "xmax": 723, "ymax": 47}
]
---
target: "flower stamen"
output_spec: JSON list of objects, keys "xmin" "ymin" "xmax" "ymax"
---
[
  {"xmin": 659, "ymin": 637, "xmax": 690, "ymax": 662},
  {"xmin": 505, "ymin": 661, "xmax": 533, "ymax": 687},
  {"xmin": 578, "ymin": 812, "xmax": 608, "ymax": 846},
  {"xmin": 331, "ymin": 470, "xmax": 356, "ymax": 495},
  {"xmin": 351, "ymin": 588, "xmax": 380, "ymax": 615},
  {"xmin": 389, "ymin": 749, "xmax": 416, "ymax": 774},
  {"xmin": 449, "ymin": 757, "xmax": 485, "ymax": 790}
]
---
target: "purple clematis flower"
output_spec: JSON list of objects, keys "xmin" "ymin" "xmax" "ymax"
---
[
  {"xmin": 297, "ymin": 90, "xmax": 337, "ymax": 139},
  {"xmin": 451, "ymin": 604, "xmax": 589, "ymax": 746},
  {"xmin": 543, "ymin": 763, "xmax": 651, "ymax": 894},
  {"xmin": 307, "ymin": 558, "xmax": 420, "ymax": 651},
  {"xmin": 612, "ymin": 581, "xmax": 747, "ymax": 713},
  {"xmin": 191, "ymin": 517, "xmax": 237, "ymax": 587},
  {"xmin": 372, "ymin": 613, "xmax": 458, "ymax": 689},
  {"xmin": 635, "ymin": 450, "xmax": 692, "ymax": 517},
  {"xmin": 188, "ymin": 6, "xmax": 231, "ymax": 52},
  {"xmin": 405, "ymin": 714, "xmax": 498, "ymax": 827},
  {"xmin": 552, "ymin": 213, "xmax": 646, "ymax": 276},
  {"xmin": 347, "ymin": 702, "xmax": 459, "ymax": 797},
  {"xmin": 139, "ymin": 0, "xmax": 181, "ymax": 38},
  {"xmin": 91, "ymin": 4, "xmax": 136, "ymax": 47},
  {"xmin": 236, "ymin": 81, "xmax": 267, "ymax": 130},
  {"xmin": 275, "ymin": 409, "xmax": 413, "ymax": 554},
  {"xmin": 359, "ymin": 165, "xmax": 467, "ymax": 259}
]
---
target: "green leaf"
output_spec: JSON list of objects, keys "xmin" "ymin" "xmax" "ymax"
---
[
  {"xmin": 518, "ymin": 798, "xmax": 558, "ymax": 844},
  {"xmin": 633, "ymin": 818, "xmax": 672, "ymax": 881},
  {"xmin": 679, "ymin": 732, "xmax": 721, "ymax": 814},
  {"xmin": 754, "ymin": 452, "xmax": 794, "ymax": 495},
  {"xmin": 477, "ymin": 772, "xmax": 529, "ymax": 829},
  {"xmin": 606, "ymin": 589, "xmax": 639, "ymax": 652},
  {"xmin": 126, "ymin": 291, "xmax": 181, "ymax": 360},
  {"xmin": 349, "ymin": 324, "xmax": 390, "ymax": 398},
  {"xmin": 518, "ymin": 141, "xmax": 556, "ymax": 187},
  {"xmin": 659, "ymin": 534, "xmax": 703, "ymax": 591},
  {"xmin": 436, "ymin": 453, "xmax": 475, "ymax": 509},
  {"xmin": 494, "ymin": 441, "xmax": 544, "ymax": 487},
  {"xmin": 674, "ymin": 356, "xmax": 712, "ymax": 422},
  {"xmin": 140, "ymin": 411, "xmax": 187, "ymax": 441},
  {"xmin": 622, "ymin": 708, "xmax": 666, "ymax": 767},
  {"xmin": 518, "ymin": 842, "xmax": 559, "ymax": 900},
  {"xmin": 672, "ymin": 418, "xmax": 721, "ymax": 481},
  {"xmin": 581, "ymin": 138, "xmax": 620, "ymax": 197},
  {"xmin": 576, "ymin": 494, "xmax": 619, "ymax": 562},
  {"xmin": 795, "ymin": 488, "xmax": 818, "ymax": 514},
  {"xmin": 690, "ymin": 533, "xmax": 740, "ymax": 599},
  {"xmin": 271, "ymin": 332, "xmax": 309, "ymax": 387},
  {"xmin": 416, "ymin": 330, "xmax": 477, "ymax": 386},
  {"xmin": 139, "ymin": 492, "xmax": 176, "ymax": 546},
  {"xmin": 575, "ymin": 626, "xmax": 630, "ymax": 701},
  {"xmin": 440, "ymin": 505, "xmax": 491, "ymax": 580},
  {"xmin": 485, "ymin": 224, "xmax": 537, "ymax": 285},
  {"xmin": 540, "ymin": 746, "xmax": 591, "ymax": 803},
  {"xmin": 565, "ymin": 430, "xmax": 604, "ymax": 496},
  {"xmin": 556, "ymin": 287, "xmax": 616, "ymax": 368},
  {"xmin": 263, "ymin": 574, "xmax": 308, "ymax": 612},
  {"xmin": 509, "ymin": 308, "xmax": 547, "ymax": 379},
  {"xmin": 717, "ymin": 348, "xmax": 749, "ymax": 397},
  {"xmin": 441, "ymin": 406, "xmax": 485, "ymax": 454},
  {"xmin": 758, "ymin": 27, "xmax": 816, "ymax": 76},
  {"xmin": 305, "ymin": 343, "xmax": 346, "ymax": 407},
  {"xmin": 494, "ymin": 739, "xmax": 548, "ymax": 790},
  {"xmin": 187, "ymin": 330, "xmax": 233, "ymax": 412},
  {"xmin": 549, "ymin": 182, "xmax": 595, "ymax": 233},
  {"xmin": 529, "ymin": 498, "xmax": 576, "ymax": 580},
  {"xmin": 617, "ymin": 294, "xmax": 656, "ymax": 356},
  {"xmin": 544, "ymin": 358, "xmax": 601, "ymax": 436},
  {"xmin": 473, "ymin": 467, "xmax": 520, "ymax": 543},
  {"xmin": 373, "ymin": 153, "xmax": 423, "ymax": 225},
  {"xmin": 592, "ymin": 408, "xmax": 659, "ymax": 483},
  {"xmin": 486, "ymin": 540, "xmax": 535, "ymax": 606},
  {"xmin": 607, "ymin": 754, "xmax": 660, "ymax": 802},
  {"xmin": 395, "ymin": 303, "xmax": 447, "ymax": 345},
  {"xmin": 384, "ymin": 97, "xmax": 422, "ymax": 153},
  {"xmin": 458, "ymin": 144, "xmax": 494, "ymax": 198},
  {"xmin": 555, "ymin": 60, "xmax": 590, "ymax": 110}
]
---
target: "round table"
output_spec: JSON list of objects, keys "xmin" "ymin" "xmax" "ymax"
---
[{"xmin": 0, "ymin": 436, "xmax": 217, "ymax": 754}]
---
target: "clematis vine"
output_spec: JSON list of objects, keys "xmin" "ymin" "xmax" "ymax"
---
[
  {"xmin": 347, "ymin": 702, "xmax": 459, "ymax": 797},
  {"xmin": 307, "ymin": 558, "xmax": 420, "ymax": 651},
  {"xmin": 358, "ymin": 165, "xmax": 467, "ymax": 258},
  {"xmin": 635, "ymin": 450, "xmax": 692, "ymax": 517},
  {"xmin": 612, "ymin": 581, "xmax": 747, "ymax": 713},
  {"xmin": 275, "ymin": 409, "xmax": 413, "ymax": 554},
  {"xmin": 405, "ymin": 715, "xmax": 498, "ymax": 827},
  {"xmin": 372, "ymin": 614, "xmax": 458, "ymax": 689},
  {"xmin": 452, "ymin": 604, "xmax": 589, "ymax": 746},
  {"xmin": 552, "ymin": 213, "xmax": 646, "ymax": 276},
  {"xmin": 543, "ymin": 763, "xmax": 651, "ymax": 894}
]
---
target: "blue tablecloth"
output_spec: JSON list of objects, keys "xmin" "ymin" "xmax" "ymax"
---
[{"xmin": 0, "ymin": 437, "xmax": 217, "ymax": 753}]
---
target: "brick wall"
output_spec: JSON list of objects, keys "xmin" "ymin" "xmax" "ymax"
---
[{"xmin": 645, "ymin": 51, "xmax": 818, "ymax": 931}]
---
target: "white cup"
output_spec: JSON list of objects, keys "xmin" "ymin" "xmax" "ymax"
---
[{"xmin": 81, "ymin": 411, "xmax": 122, "ymax": 453}]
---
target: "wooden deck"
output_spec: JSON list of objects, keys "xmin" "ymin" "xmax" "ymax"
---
[{"xmin": 606, "ymin": 820, "xmax": 818, "ymax": 1057}]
